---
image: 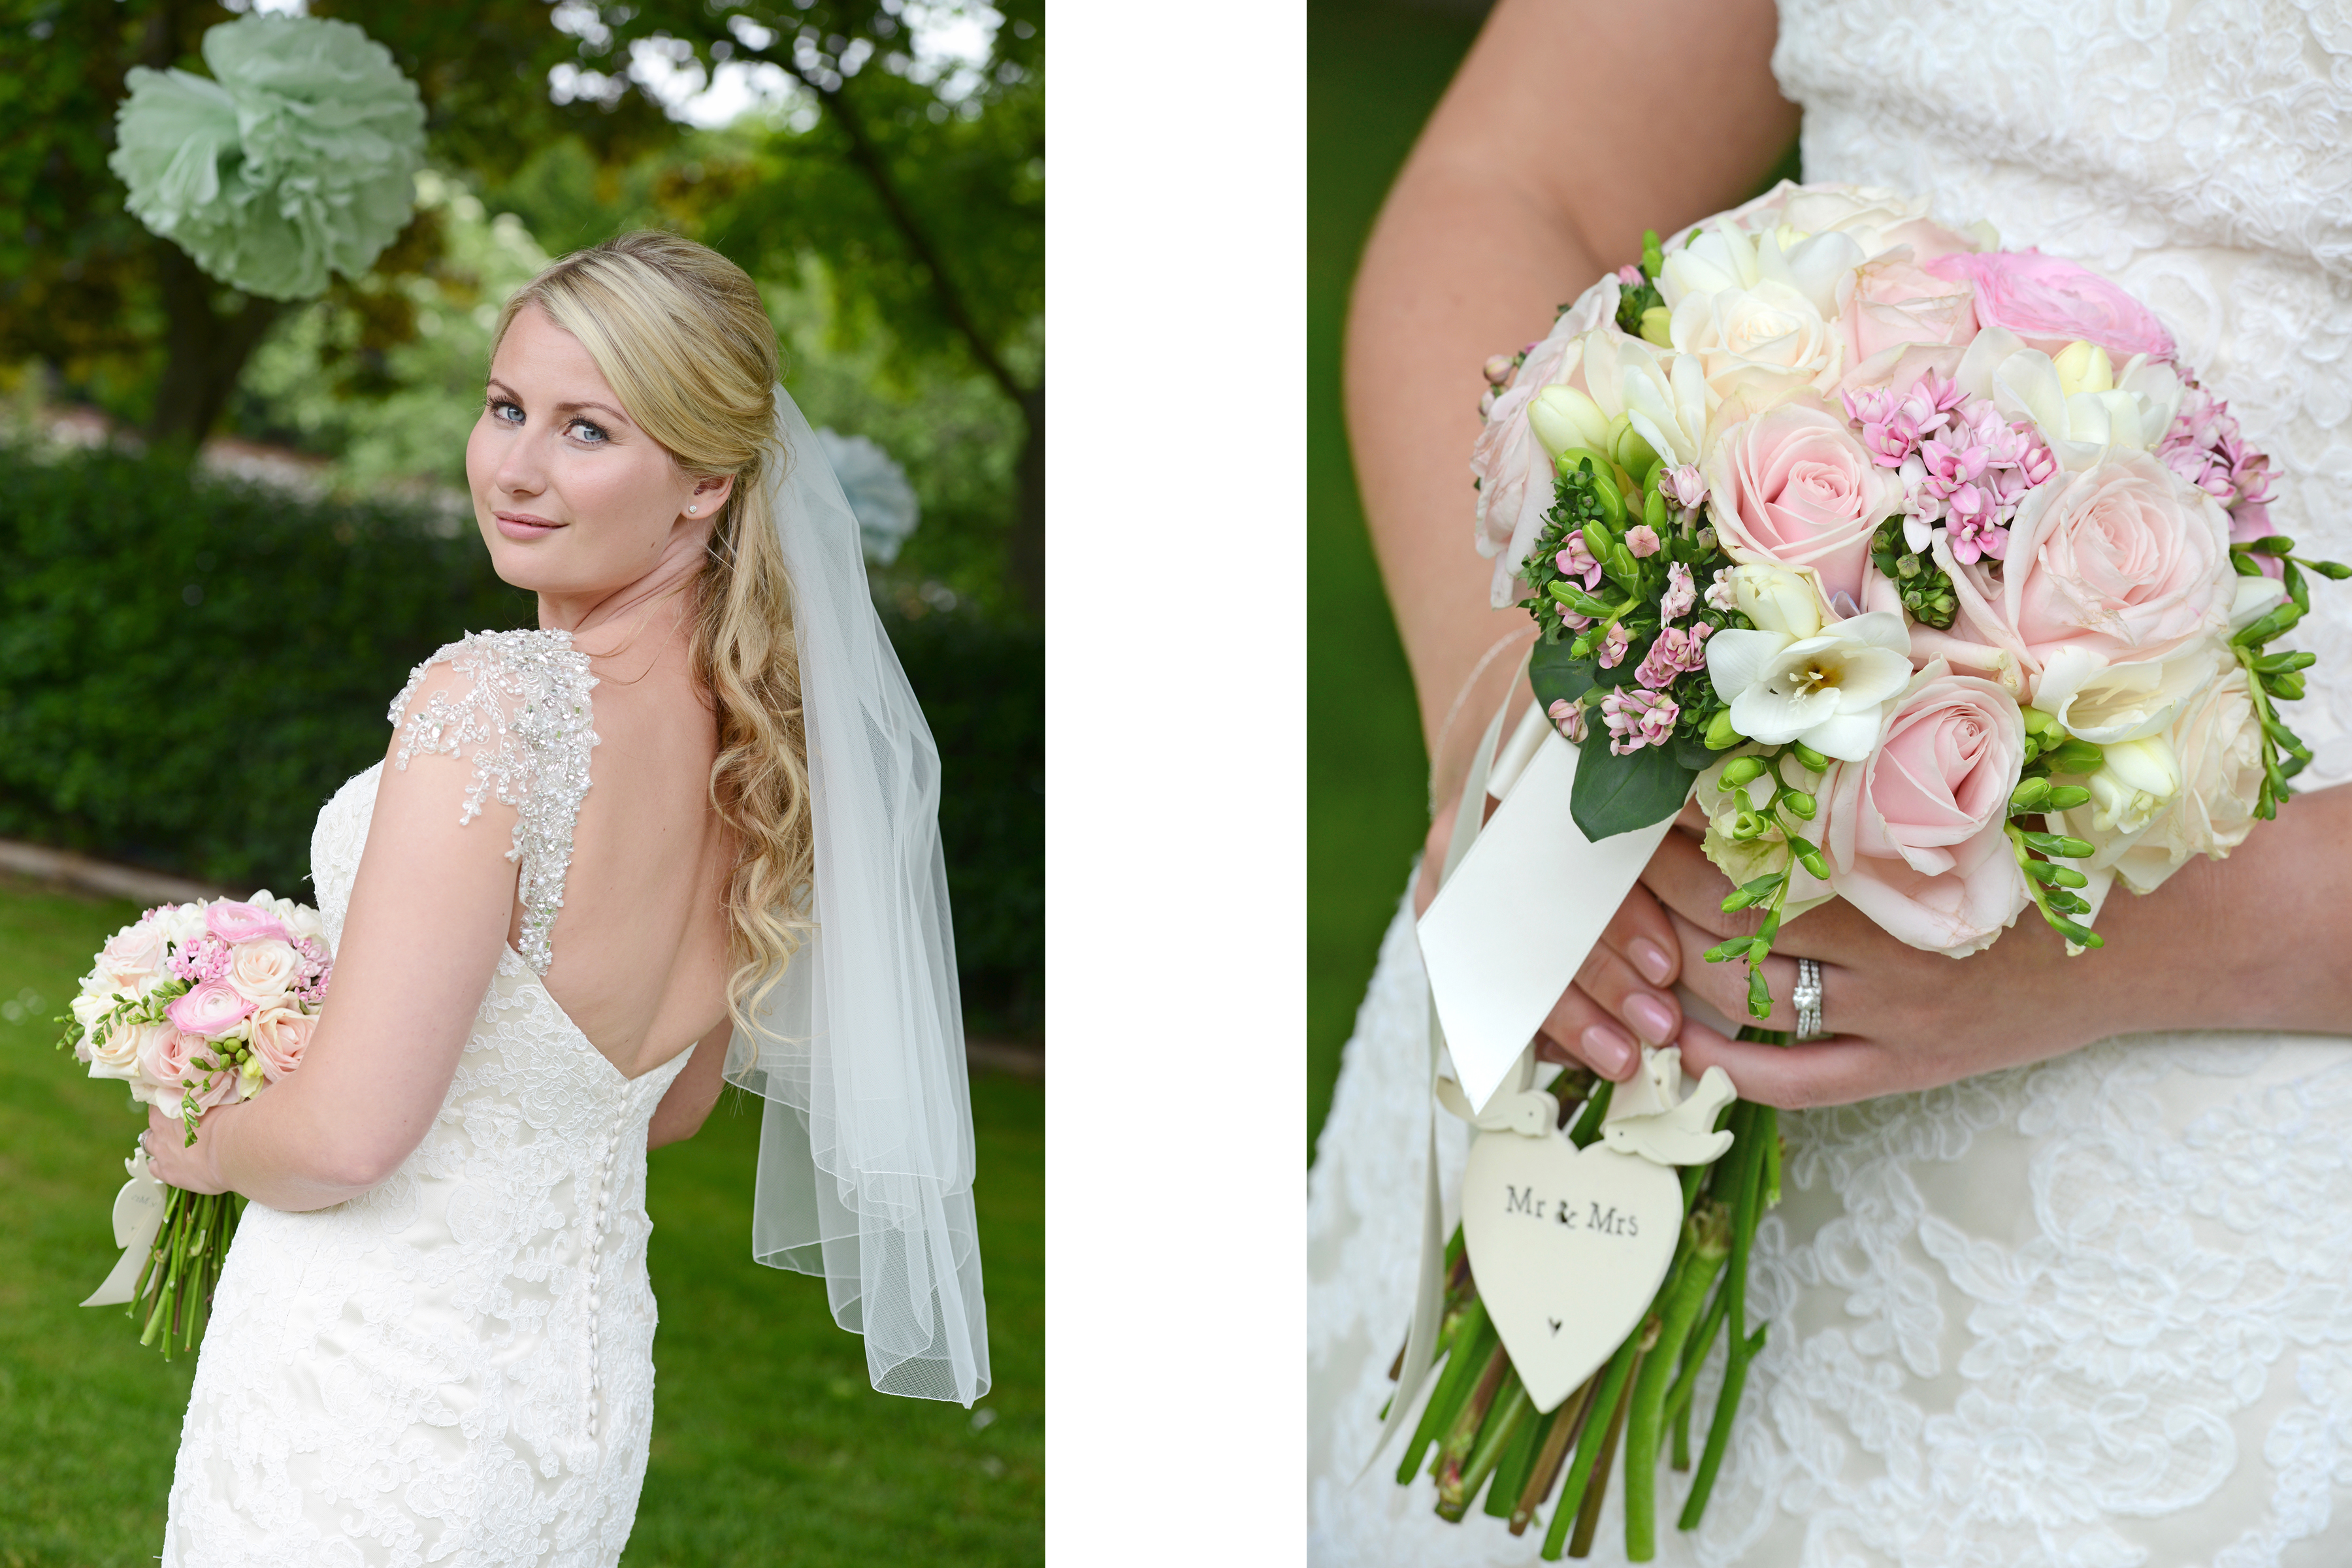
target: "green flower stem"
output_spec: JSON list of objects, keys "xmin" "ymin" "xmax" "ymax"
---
[
  {"xmin": 1566, "ymin": 1347, "xmax": 1641, "ymax": 1560},
  {"xmin": 1676, "ymin": 1107, "xmax": 1768, "ymax": 1531},
  {"xmin": 2006, "ymin": 822, "xmax": 2104, "ymax": 947},
  {"xmin": 1567, "ymin": 1079, "xmax": 1614, "ymax": 1148},
  {"xmin": 1757, "ymin": 1106, "xmax": 1782, "ymax": 1209},
  {"xmin": 1433, "ymin": 1339, "xmax": 1514, "ymax": 1490},
  {"xmin": 1441, "ymin": 1373, "xmax": 1531, "ymax": 1520},
  {"xmin": 1512, "ymin": 1376, "xmax": 1596, "ymax": 1536},
  {"xmin": 1624, "ymin": 1216, "xmax": 1731, "ymax": 1560},
  {"xmin": 1487, "ymin": 1401, "xmax": 1556, "ymax": 1520},
  {"xmin": 1396, "ymin": 1300, "xmax": 1492, "ymax": 1484},
  {"xmin": 1542, "ymin": 1332, "xmax": 1643, "ymax": 1558}
]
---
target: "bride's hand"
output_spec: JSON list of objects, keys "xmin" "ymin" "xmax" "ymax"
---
[
  {"xmin": 144, "ymin": 1102, "xmax": 234, "ymax": 1196},
  {"xmin": 1418, "ymin": 791, "xmax": 1688, "ymax": 1082}
]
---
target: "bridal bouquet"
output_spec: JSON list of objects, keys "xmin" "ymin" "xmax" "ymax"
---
[
  {"xmin": 1398, "ymin": 182, "xmax": 2347, "ymax": 1558},
  {"xmin": 57, "ymin": 894, "xmax": 330, "ymax": 1355}
]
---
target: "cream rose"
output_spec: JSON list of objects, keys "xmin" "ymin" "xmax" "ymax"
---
[
  {"xmin": 1837, "ymin": 251, "xmax": 1978, "ymax": 371},
  {"xmin": 226, "ymin": 938, "xmax": 301, "ymax": 1007},
  {"xmin": 247, "ymin": 1004, "xmax": 315, "ymax": 1083},
  {"xmin": 1661, "ymin": 223, "xmax": 1862, "ymax": 406},
  {"xmin": 2057, "ymin": 665, "xmax": 2265, "ymax": 896},
  {"xmin": 100, "ymin": 922, "xmax": 169, "ymax": 990},
  {"xmin": 88, "ymin": 1019, "xmax": 155, "ymax": 1081},
  {"xmin": 1944, "ymin": 452, "xmax": 2232, "ymax": 695},
  {"xmin": 1703, "ymin": 397, "xmax": 1903, "ymax": 606},
  {"xmin": 1816, "ymin": 665, "xmax": 2031, "ymax": 956}
]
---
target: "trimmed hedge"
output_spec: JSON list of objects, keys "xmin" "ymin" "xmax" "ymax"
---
[{"xmin": 0, "ymin": 447, "xmax": 1041, "ymax": 1037}]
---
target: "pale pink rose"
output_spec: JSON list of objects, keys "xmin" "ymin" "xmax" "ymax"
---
[
  {"xmin": 1944, "ymin": 452, "xmax": 2232, "ymax": 678},
  {"xmin": 1837, "ymin": 252, "xmax": 1978, "ymax": 368},
  {"xmin": 1923, "ymin": 250, "xmax": 2176, "ymax": 363},
  {"xmin": 205, "ymin": 899, "xmax": 291, "ymax": 945},
  {"xmin": 1818, "ymin": 666, "xmax": 2031, "ymax": 956},
  {"xmin": 1469, "ymin": 280, "xmax": 1622, "ymax": 604},
  {"xmin": 134, "ymin": 1021, "xmax": 199, "ymax": 1094},
  {"xmin": 100, "ymin": 921, "xmax": 170, "ymax": 989},
  {"xmin": 247, "ymin": 1005, "xmax": 315, "ymax": 1083},
  {"xmin": 166, "ymin": 979, "xmax": 255, "ymax": 1038},
  {"xmin": 225, "ymin": 938, "xmax": 300, "ymax": 1007},
  {"xmin": 1702, "ymin": 395, "xmax": 1903, "ymax": 606}
]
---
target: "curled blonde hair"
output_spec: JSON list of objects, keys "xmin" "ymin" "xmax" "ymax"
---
[{"xmin": 491, "ymin": 231, "xmax": 813, "ymax": 1029}]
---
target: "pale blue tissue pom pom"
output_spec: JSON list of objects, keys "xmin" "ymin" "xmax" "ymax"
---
[
  {"xmin": 817, "ymin": 429, "xmax": 923, "ymax": 566},
  {"xmin": 110, "ymin": 14, "xmax": 426, "ymax": 301}
]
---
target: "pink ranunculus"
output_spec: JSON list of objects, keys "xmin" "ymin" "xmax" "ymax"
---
[
  {"xmin": 1702, "ymin": 395, "xmax": 1903, "ymax": 606},
  {"xmin": 1469, "ymin": 280, "xmax": 1623, "ymax": 604},
  {"xmin": 205, "ymin": 899, "xmax": 290, "ymax": 946},
  {"xmin": 1818, "ymin": 665, "xmax": 2031, "ymax": 956},
  {"xmin": 248, "ymin": 1004, "xmax": 316, "ymax": 1083},
  {"xmin": 100, "ymin": 921, "xmax": 170, "ymax": 988},
  {"xmin": 167, "ymin": 979, "xmax": 256, "ymax": 1039},
  {"xmin": 225, "ymin": 938, "xmax": 300, "ymax": 1007},
  {"xmin": 1837, "ymin": 251, "xmax": 1978, "ymax": 370},
  {"xmin": 1923, "ymin": 250, "xmax": 2176, "ymax": 363},
  {"xmin": 1943, "ymin": 451, "xmax": 2232, "ymax": 679}
]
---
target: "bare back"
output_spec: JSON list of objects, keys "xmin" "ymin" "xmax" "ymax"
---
[{"xmin": 529, "ymin": 611, "xmax": 735, "ymax": 1082}]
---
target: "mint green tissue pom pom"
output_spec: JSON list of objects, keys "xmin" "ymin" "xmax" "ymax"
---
[{"xmin": 110, "ymin": 14, "xmax": 427, "ymax": 302}]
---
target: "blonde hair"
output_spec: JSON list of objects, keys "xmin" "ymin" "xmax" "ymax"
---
[{"xmin": 491, "ymin": 231, "xmax": 812, "ymax": 1029}]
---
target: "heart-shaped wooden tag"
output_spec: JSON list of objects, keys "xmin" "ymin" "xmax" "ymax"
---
[{"xmin": 1460, "ymin": 1129, "xmax": 1682, "ymax": 1412}]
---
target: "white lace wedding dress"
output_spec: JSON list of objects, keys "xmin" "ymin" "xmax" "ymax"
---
[
  {"xmin": 161, "ymin": 629, "xmax": 692, "ymax": 1566},
  {"xmin": 1307, "ymin": 3, "xmax": 2352, "ymax": 1563}
]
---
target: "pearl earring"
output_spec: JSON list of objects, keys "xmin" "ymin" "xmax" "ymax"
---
[{"xmin": 687, "ymin": 504, "xmax": 699, "ymax": 514}]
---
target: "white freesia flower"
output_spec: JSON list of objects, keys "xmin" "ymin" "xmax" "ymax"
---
[
  {"xmin": 1959, "ymin": 326, "xmax": 2185, "ymax": 470},
  {"xmin": 1528, "ymin": 384, "xmax": 1612, "ymax": 458},
  {"xmin": 2229, "ymin": 574, "xmax": 2289, "ymax": 632},
  {"xmin": 1726, "ymin": 563, "xmax": 1825, "ymax": 638},
  {"xmin": 1707, "ymin": 610, "xmax": 1913, "ymax": 760},
  {"xmin": 2083, "ymin": 734, "xmax": 2183, "ymax": 834},
  {"xmin": 2027, "ymin": 644, "xmax": 2220, "ymax": 745}
]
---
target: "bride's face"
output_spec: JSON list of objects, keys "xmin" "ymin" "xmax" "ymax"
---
[{"xmin": 465, "ymin": 304, "xmax": 730, "ymax": 602}]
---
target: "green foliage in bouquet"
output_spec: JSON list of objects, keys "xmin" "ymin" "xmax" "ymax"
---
[{"xmin": 1387, "ymin": 1064, "xmax": 1783, "ymax": 1559}]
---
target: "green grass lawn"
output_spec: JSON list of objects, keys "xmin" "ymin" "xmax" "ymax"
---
[{"xmin": 0, "ymin": 877, "xmax": 1042, "ymax": 1566}]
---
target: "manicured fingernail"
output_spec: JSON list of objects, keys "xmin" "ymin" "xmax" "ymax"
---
[
  {"xmin": 1625, "ymin": 992, "xmax": 1676, "ymax": 1044},
  {"xmin": 1582, "ymin": 1023, "xmax": 1634, "ymax": 1077},
  {"xmin": 1631, "ymin": 939, "xmax": 1673, "ymax": 984}
]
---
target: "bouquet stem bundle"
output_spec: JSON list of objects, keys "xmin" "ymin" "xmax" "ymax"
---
[
  {"xmin": 1389, "ymin": 1047, "xmax": 1784, "ymax": 1560},
  {"xmin": 126, "ymin": 1184, "xmax": 245, "ymax": 1357}
]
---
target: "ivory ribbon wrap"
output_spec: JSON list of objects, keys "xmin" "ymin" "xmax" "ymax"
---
[
  {"xmin": 84, "ymin": 1143, "xmax": 167, "ymax": 1308},
  {"xmin": 1357, "ymin": 672, "xmax": 1686, "ymax": 1479}
]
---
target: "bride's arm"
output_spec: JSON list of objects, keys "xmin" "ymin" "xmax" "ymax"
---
[
  {"xmin": 1349, "ymin": 0, "xmax": 1794, "ymax": 1074},
  {"xmin": 143, "ymin": 662, "xmax": 522, "ymax": 1211}
]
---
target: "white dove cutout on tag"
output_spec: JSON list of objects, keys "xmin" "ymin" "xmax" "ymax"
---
[
  {"xmin": 1460, "ymin": 1130, "xmax": 1681, "ymax": 1413},
  {"xmin": 1602, "ymin": 1046, "xmax": 1737, "ymax": 1168}
]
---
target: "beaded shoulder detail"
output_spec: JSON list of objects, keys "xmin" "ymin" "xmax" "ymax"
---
[{"xmin": 387, "ymin": 628, "xmax": 599, "ymax": 976}]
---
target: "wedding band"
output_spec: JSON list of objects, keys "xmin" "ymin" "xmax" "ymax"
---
[{"xmin": 1793, "ymin": 957, "xmax": 1825, "ymax": 1039}]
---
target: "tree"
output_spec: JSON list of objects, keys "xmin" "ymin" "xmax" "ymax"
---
[{"xmin": 506, "ymin": 0, "xmax": 1045, "ymax": 613}]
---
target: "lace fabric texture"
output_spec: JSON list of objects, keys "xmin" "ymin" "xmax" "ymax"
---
[
  {"xmin": 1307, "ymin": 3, "xmax": 2352, "ymax": 1563},
  {"xmin": 162, "ymin": 634, "xmax": 689, "ymax": 1567}
]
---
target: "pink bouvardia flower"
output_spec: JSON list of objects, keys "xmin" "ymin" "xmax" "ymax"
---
[
  {"xmin": 1616, "ymin": 263, "xmax": 1646, "ymax": 287},
  {"xmin": 2157, "ymin": 385, "xmax": 2281, "ymax": 577},
  {"xmin": 1625, "ymin": 525, "xmax": 1662, "ymax": 558},
  {"xmin": 1661, "ymin": 561, "xmax": 1697, "ymax": 623},
  {"xmin": 1704, "ymin": 567, "xmax": 1737, "ymax": 613},
  {"xmin": 1548, "ymin": 698, "xmax": 1588, "ymax": 743},
  {"xmin": 1556, "ymin": 531, "xmax": 1603, "ymax": 590},
  {"xmin": 1923, "ymin": 248, "xmax": 2177, "ymax": 362},
  {"xmin": 1600, "ymin": 688, "xmax": 1678, "ymax": 756},
  {"xmin": 1634, "ymin": 623, "xmax": 1712, "ymax": 689},
  {"xmin": 1666, "ymin": 465, "xmax": 1707, "ymax": 511},
  {"xmin": 169, "ymin": 934, "xmax": 234, "ymax": 986},
  {"xmin": 1597, "ymin": 621, "xmax": 1633, "ymax": 669}
]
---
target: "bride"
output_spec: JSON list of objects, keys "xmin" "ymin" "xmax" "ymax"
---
[
  {"xmin": 1310, "ymin": 1, "xmax": 2352, "ymax": 1562},
  {"xmin": 140, "ymin": 231, "xmax": 986, "ymax": 1562}
]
